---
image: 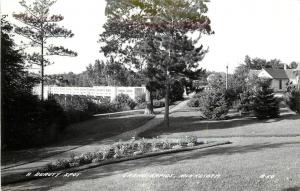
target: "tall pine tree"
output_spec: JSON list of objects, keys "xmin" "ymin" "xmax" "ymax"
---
[
  {"xmin": 253, "ymin": 80, "xmax": 279, "ymax": 119},
  {"xmin": 100, "ymin": 0, "xmax": 212, "ymax": 127},
  {"xmin": 13, "ymin": 0, "xmax": 77, "ymax": 100}
]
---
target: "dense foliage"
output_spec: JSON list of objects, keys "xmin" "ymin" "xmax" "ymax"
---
[
  {"xmin": 50, "ymin": 95, "xmax": 107, "ymax": 123},
  {"xmin": 1, "ymin": 17, "xmax": 68, "ymax": 149},
  {"xmin": 112, "ymin": 94, "xmax": 137, "ymax": 111},
  {"xmin": 285, "ymin": 84, "xmax": 300, "ymax": 113},
  {"xmin": 238, "ymin": 90, "xmax": 254, "ymax": 115},
  {"xmin": 253, "ymin": 81, "xmax": 280, "ymax": 119},
  {"xmin": 200, "ymin": 90, "xmax": 229, "ymax": 120},
  {"xmin": 188, "ymin": 90, "xmax": 229, "ymax": 120}
]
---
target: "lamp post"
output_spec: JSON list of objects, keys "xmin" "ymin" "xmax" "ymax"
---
[{"xmin": 226, "ymin": 65, "xmax": 228, "ymax": 90}]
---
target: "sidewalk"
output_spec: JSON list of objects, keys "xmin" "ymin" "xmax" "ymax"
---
[{"xmin": 1, "ymin": 99, "xmax": 189, "ymax": 182}]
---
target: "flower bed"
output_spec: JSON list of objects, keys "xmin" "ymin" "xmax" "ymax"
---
[{"xmin": 42, "ymin": 136, "xmax": 203, "ymax": 172}]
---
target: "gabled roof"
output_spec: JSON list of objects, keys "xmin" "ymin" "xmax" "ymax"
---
[{"xmin": 263, "ymin": 68, "xmax": 288, "ymax": 79}]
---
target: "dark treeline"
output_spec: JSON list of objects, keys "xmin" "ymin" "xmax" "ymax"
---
[
  {"xmin": 243, "ymin": 55, "xmax": 297, "ymax": 70},
  {"xmin": 1, "ymin": 16, "xmax": 67, "ymax": 149}
]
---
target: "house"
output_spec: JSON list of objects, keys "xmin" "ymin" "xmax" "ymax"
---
[{"xmin": 250, "ymin": 64, "xmax": 300, "ymax": 92}]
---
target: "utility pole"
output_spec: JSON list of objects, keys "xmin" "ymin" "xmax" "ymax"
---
[{"xmin": 226, "ymin": 65, "xmax": 228, "ymax": 90}]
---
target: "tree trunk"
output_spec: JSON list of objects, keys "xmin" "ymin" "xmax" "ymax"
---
[
  {"xmin": 164, "ymin": 82, "xmax": 170, "ymax": 128},
  {"xmin": 144, "ymin": 88, "xmax": 154, "ymax": 115},
  {"xmin": 41, "ymin": 41, "xmax": 44, "ymax": 101}
]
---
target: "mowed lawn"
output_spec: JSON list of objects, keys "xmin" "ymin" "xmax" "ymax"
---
[
  {"xmin": 60, "ymin": 114, "xmax": 154, "ymax": 145},
  {"xmin": 2, "ymin": 114, "xmax": 153, "ymax": 167},
  {"xmin": 139, "ymin": 107, "xmax": 300, "ymax": 139}
]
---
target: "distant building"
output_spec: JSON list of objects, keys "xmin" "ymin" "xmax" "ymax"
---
[
  {"xmin": 249, "ymin": 64, "xmax": 300, "ymax": 92},
  {"xmin": 33, "ymin": 86, "xmax": 146, "ymax": 101}
]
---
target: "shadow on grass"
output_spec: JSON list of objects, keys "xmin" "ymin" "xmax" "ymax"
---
[
  {"xmin": 282, "ymin": 187, "xmax": 300, "ymax": 191},
  {"xmin": 5, "ymin": 141, "xmax": 300, "ymax": 190},
  {"xmin": 1, "ymin": 115, "xmax": 153, "ymax": 168},
  {"xmin": 139, "ymin": 110, "xmax": 300, "ymax": 138}
]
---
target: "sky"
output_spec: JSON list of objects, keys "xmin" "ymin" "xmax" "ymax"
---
[{"xmin": 1, "ymin": 0, "xmax": 300, "ymax": 74}]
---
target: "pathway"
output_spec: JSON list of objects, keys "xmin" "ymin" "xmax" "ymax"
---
[{"xmin": 1, "ymin": 100, "xmax": 189, "ymax": 182}]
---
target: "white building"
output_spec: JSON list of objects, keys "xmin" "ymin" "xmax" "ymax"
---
[
  {"xmin": 33, "ymin": 86, "xmax": 146, "ymax": 101},
  {"xmin": 250, "ymin": 65, "xmax": 300, "ymax": 92}
]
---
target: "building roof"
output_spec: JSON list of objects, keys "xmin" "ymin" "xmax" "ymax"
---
[{"xmin": 263, "ymin": 68, "xmax": 289, "ymax": 79}]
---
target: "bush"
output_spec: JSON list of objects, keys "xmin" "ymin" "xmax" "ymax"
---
[
  {"xmin": 286, "ymin": 89, "xmax": 300, "ymax": 113},
  {"xmin": 113, "ymin": 93, "xmax": 137, "ymax": 111},
  {"xmin": 225, "ymin": 88, "xmax": 237, "ymax": 107},
  {"xmin": 51, "ymin": 94, "xmax": 96, "ymax": 123},
  {"xmin": 187, "ymin": 98, "xmax": 200, "ymax": 107},
  {"xmin": 96, "ymin": 101, "xmax": 118, "ymax": 114},
  {"xmin": 238, "ymin": 90, "xmax": 254, "ymax": 115},
  {"xmin": 198, "ymin": 90, "xmax": 229, "ymax": 120},
  {"xmin": 169, "ymin": 80, "xmax": 184, "ymax": 102},
  {"xmin": 135, "ymin": 102, "xmax": 147, "ymax": 109},
  {"xmin": 253, "ymin": 81, "xmax": 279, "ymax": 119},
  {"xmin": 135, "ymin": 93, "xmax": 146, "ymax": 104},
  {"xmin": 2, "ymin": 92, "xmax": 68, "ymax": 149}
]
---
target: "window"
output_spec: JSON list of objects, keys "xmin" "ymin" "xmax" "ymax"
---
[{"xmin": 279, "ymin": 80, "xmax": 282, "ymax": 89}]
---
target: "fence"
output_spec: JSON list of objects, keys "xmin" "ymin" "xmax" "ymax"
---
[{"xmin": 33, "ymin": 86, "xmax": 146, "ymax": 101}]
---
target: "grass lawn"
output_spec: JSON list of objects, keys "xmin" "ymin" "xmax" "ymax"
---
[
  {"xmin": 139, "ymin": 107, "xmax": 300, "ymax": 139},
  {"xmin": 2, "ymin": 114, "xmax": 153, "ymax": 167},
  {"xmin": 59, "ymin": 114, "xmax": 154, "ymax": 145}
]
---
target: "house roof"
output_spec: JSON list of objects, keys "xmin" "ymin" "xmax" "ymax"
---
[{"xmin": 263, "ymin": 68, "xmax": 289, "ymax": 79}]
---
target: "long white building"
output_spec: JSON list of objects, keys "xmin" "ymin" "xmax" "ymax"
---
[{"xmin": 33, "ymin": 86, "xmax": 146, "ymax": 101}]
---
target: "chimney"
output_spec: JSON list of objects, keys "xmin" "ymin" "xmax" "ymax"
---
[{"xmin": 284, "ymin": 64, "xmax": 287, "ymax": 70}]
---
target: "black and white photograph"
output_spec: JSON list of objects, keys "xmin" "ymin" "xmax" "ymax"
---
[{"xmin": 1, "ymin": 0, "xmax": 300, "ymax": 190}]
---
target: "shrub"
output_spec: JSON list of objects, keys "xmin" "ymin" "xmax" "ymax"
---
[
  {"xmin": 135, "ymin": 93, "xmax": 146, "ymax": 104},
  {"xmin": 286, "ymin": 89, "xmax": 300, "ymax": 113},
  {"xmin": 169, "ymin": 80, "xmax": 184, "ymax": 102},
  {"xmin": 224, "ymin": 88, "xmax": 237, "ymax": 107},
  {"xmin": 187, "ymin": 98, "xmax": 200, "ymax": 107},
  {"xmin": 135, "ymin": 102, "xmax": 147, "ymax": 109},
  {"xmin": 96, "ymin": 101, "xmax": 118, "ymax": 113},
  {"xmin": 253, "ymin": 81, "xmax": 279, "ymax": 119},
  {"xmin": 238, "ymin": 90, "xmax": 254, "ymax": 115},
  {"xmin": 187, "ymin": 93, "xmax": 204, "ymax": 107},
  {"xmin": 198, "ymin": 90, "xmax": 229, "ymax": 120},
  {"xmin": 113, "ymin": 93, "xmax": 137, "ymax": 111},
  {"xmin": 2, "ymin": 92, "xmax": 68, "ymax": 149},
  {"xmin": 50, "ymin": 94, "xmax": 115, "ymax": 123}
]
